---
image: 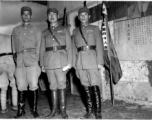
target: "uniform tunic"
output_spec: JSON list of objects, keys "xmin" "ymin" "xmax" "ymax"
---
[
  {"xmin": 0, "ymin": 34, "xmax": 16, "ymax": 90},
  {"xmin": 12, "ymin": 24, "xmax": 42, "ymax": 91},
  {"xmin": 72, "ymin": 25, "xmax": 104, "ymax": 86},
  {"xmin": 40, "ymin": 24, "xmax": 72, "ymax": 89}
]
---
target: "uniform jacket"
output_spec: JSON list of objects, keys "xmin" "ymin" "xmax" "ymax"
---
[
  {"xmin": 72, "ymin": 25, "xmax": 104, "ymax": 69},
  {"xmin": 40, "ymin": 23, "xmax": 72, "ymax": 69},
  {"xmin": 12, "ymin": 24, "xmax": 42, "ymax": 67},
  {"xmin": 0, "ymin": 34, "xmax": 14, "ymax": 65}
]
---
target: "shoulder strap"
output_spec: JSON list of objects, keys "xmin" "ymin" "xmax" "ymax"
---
[
  {"xmin": 48, "ymin": 28, "xmax": 60, "ymax": 45},
  {"xmin": 79, "ymin": 27, "xmax": 88, "ymax": 45}
]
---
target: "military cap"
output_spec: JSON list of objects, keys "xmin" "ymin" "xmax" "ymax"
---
[
  {"xmin": 21, "ymin": 6, "xmax": 32, "ymax": 15},
  {"xmin": 78, "ymin": 7, "xmax": 90, "ymax": 15},
  {"xmin": 47, "ymin": 8, "xmax": 58, "ymax": 15}
]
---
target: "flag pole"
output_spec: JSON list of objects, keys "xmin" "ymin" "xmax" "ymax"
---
[
  {"xmin": 102, "ymin": 2, "xmax": 114, "ymax": 106},
  {"xmin": 110, "ymin": 56, "xmax": 114, "ymax": 106}
]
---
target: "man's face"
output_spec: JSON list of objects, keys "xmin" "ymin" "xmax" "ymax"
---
[
  {"xmin": 78, "ymin": 12, "xmax": 90, "ymax": 24},
  {"xmin": 48, "ymin": 12, "xmax": 58, "ymax": 23},
  {"xmin": 21, "ymin": 11, "xmax": 32, "ymax": 23}
]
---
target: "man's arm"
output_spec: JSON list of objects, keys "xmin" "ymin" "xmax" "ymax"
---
[
  {"xmin": 39, "ymin": 31, "xmax": 46, "ymax": 68},
  {"xmin": 36, "ymin": 28, "xmax": 42, "ymax": 61},
  {"xmin": 95, "ymin": 26, "xmax": 104, "ymax": 66},
  {"xmin": 12, "ymin": 29, "xmax": 17, "ymax": 64},
  {"xmin": 65, "ymin": 27, "xmax": 72, "ymax": 68}
]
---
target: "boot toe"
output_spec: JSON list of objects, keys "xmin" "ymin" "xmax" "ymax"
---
[
  {"xmin": 80, "ymin": 112, "xmax": 94, "ymax": 119},
  {"xmin": 13, "ymin": 111, "xmax": 26, "ymax": 118},
  {"xmin": 11, "ymin": 106, "xmax": 18, "ymax": 111},
  {"xmin": 45, "ymin": 111, "xmax": 56, "ymax": 118},
  {"xmin": 1, "ymin": 109, "xmax": 8, "ymax": 114},
  {"xmin": 95, "ymin": 113, "xmax": 102, "ymax": 119},
  {"xmin": 32, "ymin": 112, "xmax": 39, "ymax": 118}
]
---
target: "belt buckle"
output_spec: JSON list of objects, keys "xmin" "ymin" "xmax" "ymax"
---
[
  {"xmin": 53, "ymin": 46, "xmax": 57, "ymax": 51},
  {"xmin": 86, "ymin": 46, "xmax": 89, "ymax": 50}
]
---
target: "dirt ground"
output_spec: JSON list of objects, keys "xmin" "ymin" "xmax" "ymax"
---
[{"xmin": 0, "ymin": 89, "xmax": 152, "ymax": 119}]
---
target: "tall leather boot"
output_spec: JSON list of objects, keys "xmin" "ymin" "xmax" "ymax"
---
[
  {"xmin": 14, "ymin": 91, "xmax": 26, "ymax": 118},
  {"xmin": 81, "ymin": 86, "xmax": 94, "ymax": 119},
  {"xmin": 45, "ymin": 89, "xmax": 58, "ymax": 118},
  {"xmin": 30, "ymin": 90, "xmax": 39, "ymax": 118},
  {"xmin": 92, "ymin": 85, "xmax": 102, "ymax": 119},
  {"xmin": 28, "ymin": 91, "xmax": 33, "ymax": 114},
  {"xmin": 59, "ymin": 89, "xmax": 68, "ymax": 119}
]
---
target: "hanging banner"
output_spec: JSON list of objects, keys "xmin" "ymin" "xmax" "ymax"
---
[{"xmin": 114, "ymin": 15, "xmax": 152, "ymax": 60}]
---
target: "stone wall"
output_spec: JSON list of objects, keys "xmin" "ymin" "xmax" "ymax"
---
[{"xmin": 103, "ymin": 61, "xmax": 152, "ymax": 105}]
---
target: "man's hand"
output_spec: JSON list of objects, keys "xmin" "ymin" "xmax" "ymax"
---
[
  {"xmin": 41, "ymin": 66, "xmax": 45, "ymax": 73},
  {"xmin": 63, "ymin": 63, "xmax": 71, "ymax": 71},
  {"xmin": 98, "ymin": 64, "xmax": 104, "ymax": 70}
]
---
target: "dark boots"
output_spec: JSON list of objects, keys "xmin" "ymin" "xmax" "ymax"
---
[
  {"xmin": 45, "ymin": 89, "xmax": 68, "ymax": 119},
  {"xmin": 14, "ymin": 91, "xmax": 26, "ymax": 118},
  {"xmin": 81, "ymin": 86, "xmax": 94, "ymax": 119},
  {"xmin": 81, "ymin": 85, "xmax": 102, "ymax": 119},
  {"xmin": 45, "ymin": 89, "xmax": 58, "ymax": 118},
  {"xmin": 30, "ymin": 90, "xmax": 39, "ymax": 118},
  {"xmin": 59, "ymin": 89, "xmax": 68, "ymax": 119},
  {"xmin": 92, "ymin": 86, "xmax": 102, "ymax": 119}
]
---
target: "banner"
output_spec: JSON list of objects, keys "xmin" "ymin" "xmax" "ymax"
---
[{"xmin": 114, "ymin": 15, "xmax": 152, "ymax": 60}]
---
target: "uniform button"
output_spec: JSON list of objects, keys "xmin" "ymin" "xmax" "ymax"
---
[
  {"xmin": 52, "ymin": 39, "xmax": 54, "ymax": 40},
  {"xmin": 24, "ymin": 33, "xmax": 26, "ymax": 35},
  {"xmin": 25, "ymin": 27, "xmax": 26, "ymax": 29}
]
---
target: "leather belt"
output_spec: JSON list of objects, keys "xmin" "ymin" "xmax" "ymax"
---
[
  {"xmin": 46, "ymin": 46, "xmax": 66, "ymax": 52},
  {"xmin": 77, "ymin": 46, "xmax": 96, "ymax": 52},
  {"xmin": 17, "ymin": 48, "xmax": 36, "ymax": 54},
  {"xmin": 0, "ymin": 53, "xmax": 13, "ymax": 57}
]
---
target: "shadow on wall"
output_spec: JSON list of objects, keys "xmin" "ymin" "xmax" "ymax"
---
[{"xmin": 146, "ymin": 60, "xmax": 152, "ymax": 86}]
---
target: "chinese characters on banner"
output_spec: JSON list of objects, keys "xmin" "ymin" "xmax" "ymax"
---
[{"xmin": 114, "ymin": 15, "xmax": 152, "ymax": 60}]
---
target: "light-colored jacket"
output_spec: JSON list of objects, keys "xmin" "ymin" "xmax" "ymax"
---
[
  {"xmin": 40, "ymin": 24, "xmax": 72, "ymax": 69},
  {"xmin": 72, "ymin": 25, "xmax": 104, "ymax": 69},
  {"xmin": 12, "ymin": 24, "xmax": 42, "ymax": 67}
]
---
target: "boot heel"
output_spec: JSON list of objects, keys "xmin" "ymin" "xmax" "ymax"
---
[
  {"xmin": 14, "ymin": 111, "xmax": 26, "ymax": 118},
  {"xmin": 45, "ymin": 110, "xmax": 57, "ymax": 118}
]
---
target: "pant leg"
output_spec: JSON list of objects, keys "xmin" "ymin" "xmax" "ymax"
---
[
  {"xmin": 27, "ymin": 65, "xmax": 41, "ymax": 91},
  {"xmin": 7, "ymin": 64, "xmax": 16, "ymax": 89},
  {"xmin": 46, "ymin": 69, "xmax": 57, "ymax": 90},
  {"xmin": 77, "ymin": 69, "xmax": 90, "ymax": 87},
  {"xmin": 1, "ymin": 88, "xmax": 7, "ymax": 110},
  {"xmin": 0, "ymin": 64, "xmax": 9, "ymax": 89},
  {"xmin": 6, "ymin": 64, "xmax": 18, "ymax": 107},
  {"xmin": 15, "ymin": 65, "xmax": 28, "ymax": 91},
  {"xmin": 88, "ymin": 69, "xmax": 101, "ymax": 87},
  {"xmin": 54, "ymin": 69, "xmax": 66, "ymax": 89}
]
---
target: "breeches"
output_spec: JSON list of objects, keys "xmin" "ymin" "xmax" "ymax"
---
[
  {"xmin": 46, "ymin": 69, "xmax": 66, "ymax": 90},
  {"xmin": 77, "ymin": 68, "xmax": 101, "ymax": 87},
  {"xmin": 0, "ymin": 63, "xmax": 16, "ymax": 90},
  {"xmin": 15, "ymin": 64, "xmax": 41, "ymax": 91}
]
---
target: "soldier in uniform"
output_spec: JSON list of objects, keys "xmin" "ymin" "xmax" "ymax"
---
[
  {"xmin": 12, "ymin": 6, "xmax": 42, "ymax": 118},
  {"xmin": 72, "ymin": 7, "xmax": 103, "ymax": 119},
  {"xmin": 40, "ymin": 8, "xmax": 72, "ymax": 119},
  {"xmin": 0, "ymin": 34, "xmax": 18, "ymax": 113}
]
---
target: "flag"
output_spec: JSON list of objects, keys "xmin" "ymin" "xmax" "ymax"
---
[
  {"xmin": 102, "ymin": 2, "xmax": 122, "ymax": 84},
  {"xmin": 63, "ymin": 7, "xmax": 68, "ymax": 27}
]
